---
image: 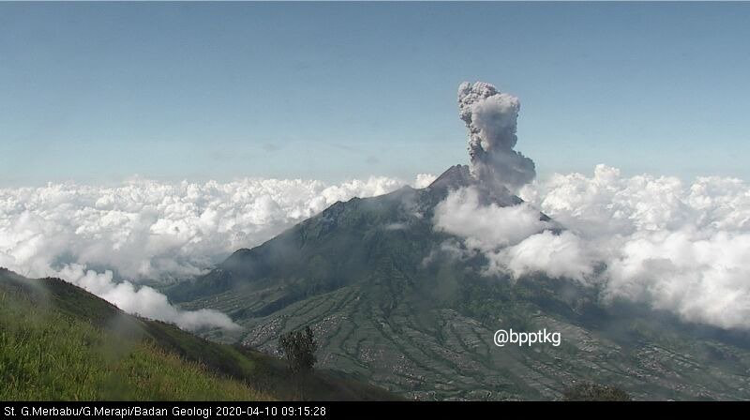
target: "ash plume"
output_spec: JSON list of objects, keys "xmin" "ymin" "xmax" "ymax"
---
[
  {"xmin": 458, "ymin": 81, "xmax": 536, "ymax": 192},
  {"xmin": 437, "ymin": 82, "xmax": 750, "ymax": 330}
]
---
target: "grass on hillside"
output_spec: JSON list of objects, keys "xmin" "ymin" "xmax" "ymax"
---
[
  {"xmin": 0, "ymin": 269, "xmax": 396, "ymax": 401},
  {"xmin": 0, "ymin": 286, "xmax": 270, "ymax": 401}
]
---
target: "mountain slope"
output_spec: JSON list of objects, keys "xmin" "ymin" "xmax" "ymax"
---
[
  {"xmin": 0, "ymin": 268, "xmax": 396, "ymax": 401},
  {"xmin": 168, "ymin": 166, "xmax": 750, "ymax": 400}
]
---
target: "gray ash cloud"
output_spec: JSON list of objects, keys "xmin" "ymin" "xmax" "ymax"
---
[{"xmin": 458, "ymin": 81, "xmax": 536, "ymax": 193}]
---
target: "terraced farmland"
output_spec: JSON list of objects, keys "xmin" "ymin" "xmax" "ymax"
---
[{"xmin": 170, "ymin": 167, "xmax": 750, "ymax": 400}]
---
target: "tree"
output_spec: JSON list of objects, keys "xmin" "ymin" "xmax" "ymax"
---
[
  {"xmin": 562, "ymin": 382, "xmax": 632, "ymax": 401},
  {"xmin": 278, "ymin": 326, "xmax": 318, "ymax": 374}
]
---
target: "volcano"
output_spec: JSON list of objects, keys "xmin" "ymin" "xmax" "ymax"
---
[{"xmin": 167, "ymin": 165, "xmax": 750, "ymax": 400}]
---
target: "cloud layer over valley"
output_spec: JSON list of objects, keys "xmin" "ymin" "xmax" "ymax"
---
[
  {"xmin": 0, "ymin": 175, "xmax": 424, "ymax": 330},
  {"xmin": 433, "ymin": 81, "xmax": 750, "ymax": 331},
  {"xmin": 4, "ymin": 77, "xmax": 748, "ymax": 334},
  {"xmin": 436, "ymin": 165, "xmax": 750, "ymax": 330}
]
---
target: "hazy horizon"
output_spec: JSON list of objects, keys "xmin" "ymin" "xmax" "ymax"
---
[{"xmin": 2, "ymin": 2, "xmax": 750, "ymax": 187}]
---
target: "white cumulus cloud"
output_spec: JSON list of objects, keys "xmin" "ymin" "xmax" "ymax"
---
[
  {"xmin": 57, "ymin": 264, "xmax": 240, "ymax": 331},
  {"xmin": 435, "ymin": 165, "xmax": 750, "ymax": 330},
  {"xmin": 434, "ymin": 186, "xmax": 549, "ymax": 249},
  {"xmin": 414, "ymin": 173, "xmax": 438, "ymax": 189},
  {"xmin": 0, "ymin": 175, "xmax": 424, "ymax": 331}
]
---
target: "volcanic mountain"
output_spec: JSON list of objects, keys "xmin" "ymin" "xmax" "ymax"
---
[{"xmin": 167, "ymin": 165, "xmax": 750, "ymax": 400}]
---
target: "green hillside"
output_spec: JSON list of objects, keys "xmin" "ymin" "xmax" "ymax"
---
[
  {"xmin": 168, "ymin": 166, "xmax": 750, "ymax": 400},
  {"xmin": 0, "ymin": 268, "xmax": 396, "ymax": 401}
]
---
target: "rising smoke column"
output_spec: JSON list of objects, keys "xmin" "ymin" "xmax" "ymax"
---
[
  {"xmin": 458, "ymin": 82, "xmax": 536, "ymax": 192},
  {"xmin": 439, "ymin": 82, "xmax": 750, "ymax": 330}
]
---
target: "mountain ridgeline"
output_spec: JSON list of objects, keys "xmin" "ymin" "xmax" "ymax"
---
[
  {"xmin": 0, "ymin": 268, "xmax": 396, "ymax": 401},
  {"xmin": 168, "ymin": 165, "xmax": 750, "ymax": 400}
]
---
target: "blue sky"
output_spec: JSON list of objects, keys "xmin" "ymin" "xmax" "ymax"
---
[{"xmin": 1, "ymin": 2, "xmax": 749, "ymax": 186}]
